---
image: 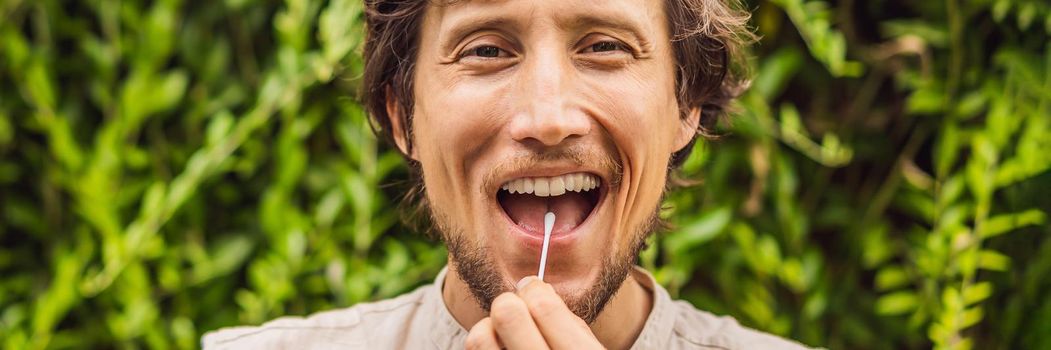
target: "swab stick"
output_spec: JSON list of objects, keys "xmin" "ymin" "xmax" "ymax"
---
[{"xmin": 538, "ymin": 212, "xmax": 555, "ymax": 281}]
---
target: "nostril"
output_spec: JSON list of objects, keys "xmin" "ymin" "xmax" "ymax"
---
[
  {"xmin": 510, "ymin": 121, "xmax": 592, "ymax": 146},
  {"xmin": 508, "ymin": 112, "xmax": 591, "ymax": 147}
]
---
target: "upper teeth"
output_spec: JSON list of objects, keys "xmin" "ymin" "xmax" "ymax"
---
[{"xmin": 501, "ymin": 173, "xmax": 600, "ymax": 197}]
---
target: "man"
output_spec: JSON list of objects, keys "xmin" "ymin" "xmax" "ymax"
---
[{"xmin": 204, "ymin": 0, "xmax": 816, "ymax": 348}]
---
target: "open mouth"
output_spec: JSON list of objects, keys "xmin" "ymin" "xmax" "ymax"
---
[{"xmin": 496, "ymin": 172, "xmax": 603, "ymax": 236}]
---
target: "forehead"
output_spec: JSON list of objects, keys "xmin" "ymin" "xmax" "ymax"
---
[{"xmin": 423, "ymin": 0, "xmax": 666, "ymax": 37}]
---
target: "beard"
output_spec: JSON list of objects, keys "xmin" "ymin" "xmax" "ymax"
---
[{"xmin": 435, "ymin": 206, "xmax": 658, "ymax": 324}]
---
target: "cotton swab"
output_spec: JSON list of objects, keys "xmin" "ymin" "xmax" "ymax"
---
[{"xmin": 538, "ymin": 212, "xmax": 555, "ymax": 281}]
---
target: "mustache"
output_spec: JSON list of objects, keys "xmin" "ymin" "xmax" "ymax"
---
[{"xmin": 481, "ymin": 144, "xmax": 623, "ymax": 194}]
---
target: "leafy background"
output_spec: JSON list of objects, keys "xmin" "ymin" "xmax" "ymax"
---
[{"xmin": 1, "ymin": 0, "xmax": 1049, "ymax": 349}]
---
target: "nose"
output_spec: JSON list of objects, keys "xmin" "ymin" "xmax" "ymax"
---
[{"xmin": 507, "ymin": 49, "xmax": 590, "ymax": 147}]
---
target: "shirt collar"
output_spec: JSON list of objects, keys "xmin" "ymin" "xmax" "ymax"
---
[
  {"xmin": 628, "ymin": 266, "xmax": 675, "ymax": 350},
  {"xmin": 425, "ymin": 266, "xmax": 468, "ymax": 349}
]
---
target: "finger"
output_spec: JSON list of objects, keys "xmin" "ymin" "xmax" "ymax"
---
[
  {"xmin": 489, "ymin": 292, "xmax": 550, "ymax": 349},
  {"xmin": 516, "ymin": 277, "xmax": 603, "ymax": 349},
  {"xmin": 465, "ymin": 318, "xmax": 503, "ymax": 350}
]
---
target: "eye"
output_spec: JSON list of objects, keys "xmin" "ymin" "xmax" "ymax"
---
[
  {"xmin": 462, "ymin": 45, "xmax": 508, "ymax": 58},
  {"xmin": 590, "ymin": 41, "xmax": 623, "ymax": 52},
  {"xmin": 575, "ymin": 36, "xmax": 636, "ymax": 69},
  {"xmin": 582, "ymin": 40, "xmax": 628, "ymax": 54}
]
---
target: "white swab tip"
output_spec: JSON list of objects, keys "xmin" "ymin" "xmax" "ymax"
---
[{"xmin": 538, "ymin": 212, "xmax": 555, "ymax": 281}]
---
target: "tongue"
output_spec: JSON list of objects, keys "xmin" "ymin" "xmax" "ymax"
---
[{"xmin": 502, "ymin": 192, "xmax": 590, "ymax": 233}]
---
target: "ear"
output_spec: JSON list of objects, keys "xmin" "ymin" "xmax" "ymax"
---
[
  {"xmin": 385, "ymin": 85, "xmax": 417, "ymax": 160},
  {"xmin": 672, "ymin": 107, "xmax": 702, "ymax": 153}
]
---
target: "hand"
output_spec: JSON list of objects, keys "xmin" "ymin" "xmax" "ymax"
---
[{"xmin": 464, "ymin": 276, "xmax": 605, "ymax": 350}]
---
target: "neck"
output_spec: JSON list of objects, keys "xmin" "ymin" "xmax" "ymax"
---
[{"xmin": 442, "ymin": 264, "xmax": 654, "ymax": 350}]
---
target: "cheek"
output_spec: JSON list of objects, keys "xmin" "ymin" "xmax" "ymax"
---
[
  {"xmin": 585, "ymin": 65, "xmax": 680, "ymax": 156},
  {"xmin": 586, "ymin": 77, "xmax": 679, "ymax": 174},
  {"xmin": 582, "ymin": 66, "xmax": 679, "ymax": 238},
  {"xmin": 412, "ymin": 76, "xmax": 509, "ymax": 218},
  {"xmin": 419, "ymin": 72, "xmax": 510, "ymax": 150}
]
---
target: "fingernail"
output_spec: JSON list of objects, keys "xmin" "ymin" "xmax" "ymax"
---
[{"xmin": 516, "ymin": 276, "xmax": 536, "ymax": 291}]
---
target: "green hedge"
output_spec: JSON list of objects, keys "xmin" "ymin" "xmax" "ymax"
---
[{"xmin": 1, "ymin": 0, "xmax": 1048, "ymax": 349}]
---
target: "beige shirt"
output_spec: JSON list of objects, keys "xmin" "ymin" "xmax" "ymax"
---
[{"xmin": 203, "ymin": 266, "xmax": 816, "ymax": 349}]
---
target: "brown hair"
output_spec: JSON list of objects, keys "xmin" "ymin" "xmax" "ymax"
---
[{"xmin": 361, "ymin": 0, "xmax": 755, "ymax": 169}]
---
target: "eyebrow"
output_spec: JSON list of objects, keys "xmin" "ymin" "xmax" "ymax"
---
[
  {"xmin": 556, "ymin": 13, "xmax": 654, "ymax": 52},
  {"xmin": 555, "ymin": 13, "xmax": 649, "ymax": 39},
  {"xmin": 438, "ymin": 16, "xmax": 525, "ymax": 55}
]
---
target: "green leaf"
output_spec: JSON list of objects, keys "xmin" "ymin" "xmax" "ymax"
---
[
  {"xmin": 206, "ymin": 111, "xmax": 235, "ymax": 146},
  {"xmin": 978, "ymin": 250, "xmax": 1011, "ymax": 271},
  {"xmin": 880, "ymin": 20, "xmax": 949, "ymax": 47},
  {"xmin": 966, "ymin": 134, "xmax": 998, "ymax": 204},
  {"xmin": 964, "ymin": 282, "xmax": 993, "ymax": 306},
  {"xmin": 26, "ymin": 60, "xmax": 56, "ymax": 110},
  {"xmin": 876, "ymin": 266, "xmax": 910, "ymax": 291},
  {"xmin": 935, "ymin": 124, "xmax": 960, "ymax": 177},
  {"xmin": 992, "ymin": 0, "xmax": 1012, "ymax": 22},
  {"xmin": 961, "ymin": 305, "xmax": 984, "ymax": 329},
  {"xmin": 752, "ymin": 47, "xmax": 804, "ymax": 100},
  {"xmin": 982, "ymin": 209, "xmax": 1047, "ymax": 238},
  {"xmin": 757, "ymin": 235, "xmax": 784, "ymax": 272},
  {"xmin": 953, "ymin": 91, "xmax": 987, "ymax": 118},
  {"xmin": 1018, "ymin": 3, "xmax": 1037, "ymax": 30},
  {"xmin": 778, "ymin": 258, "xmax": 807, "ymax": 292},
  {"xmin": 0, "ymin": 111, "xmax": 11, "ymax": 148},
  {"xmin": 202, "ymin": 235, "xmax": 256, "ymax": 282},
  {"xmin": 120, "ymin": 70, "xmax": 189, "ymax": 125},
  {"xmin": 906, "ymin": 82, "xmax": 945, "ymax": 114},
  {"xmin": 861, "ymin": 224, "xmax": 894, "ymax": 268},
  {"xmin": 318, "ymin": 0, "xmax": 363, "ymax": 68},
  {"xmin": 770, "ymin": 0, "xmax": 864, "ymax": 77},
  {"xmin": 665, "ymin": 206, "xmax": 733, "ymax": 254},
  {"xmin": 942, "ymin": 286, "xmax": 962, "ymax": 313},
  {"xmin": 876, "ymin": 291, "xmax": 919, "ymax": 315},
  {"xmin": 1046, "ymin": 11, "xmax": 1051, "ymax": 34}
]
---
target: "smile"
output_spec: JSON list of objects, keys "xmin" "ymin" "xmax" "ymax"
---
[{"xmin": 496, "ymin": 172, "xmax": 605, "ymax": 242}]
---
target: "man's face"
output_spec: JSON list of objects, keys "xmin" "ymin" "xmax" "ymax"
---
[{"xmin": 403, "ymin": 0, "xmax": 694, "ymax": 319}]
